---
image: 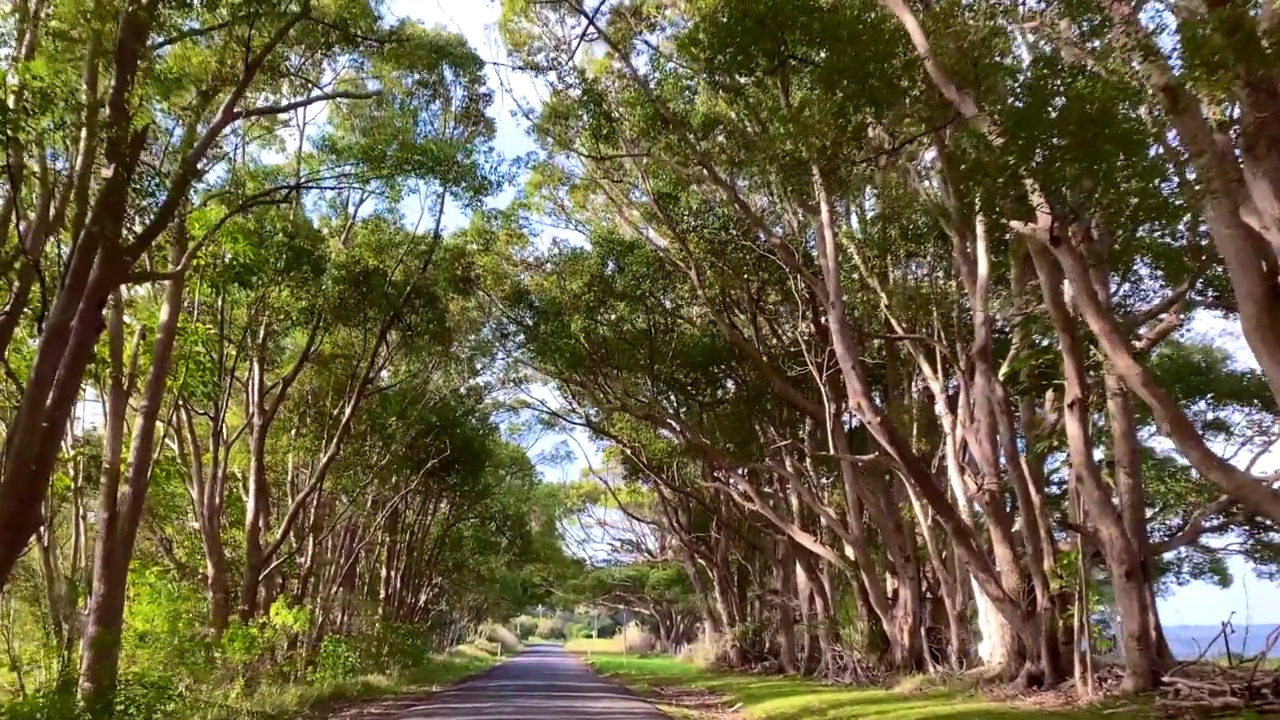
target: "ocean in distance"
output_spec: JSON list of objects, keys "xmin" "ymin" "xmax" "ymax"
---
[{"xmin": 1164, "ymin": 623, "xmax": 1280, "ymax": 660}]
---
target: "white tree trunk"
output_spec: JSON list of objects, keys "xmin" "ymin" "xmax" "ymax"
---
[{"xmin": 974, "ymin": 579, "xmax": 1014, "ymax": 669}]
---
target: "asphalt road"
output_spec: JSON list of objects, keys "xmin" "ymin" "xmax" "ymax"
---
[{"xmin": 347, "ymin": 645, "xmax": 671, "ymax": 719}]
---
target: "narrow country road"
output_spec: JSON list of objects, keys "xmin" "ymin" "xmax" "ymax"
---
[{"xmin": 343, "ymin": 645, "xmax": 671, "ymax": 719}]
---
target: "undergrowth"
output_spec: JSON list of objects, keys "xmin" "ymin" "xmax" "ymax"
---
[
  {"xmin": 0, "ymin": 618, "xmax": 520, "ymax": 720},
  {"xmin": 582, "ymin": 653, "xmax": 1148, "ymax": 720}
]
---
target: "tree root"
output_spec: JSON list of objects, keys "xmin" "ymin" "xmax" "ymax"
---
[{"xmin": 1153, "ymin": 667, "xmax": 1280, "ymax": 717}]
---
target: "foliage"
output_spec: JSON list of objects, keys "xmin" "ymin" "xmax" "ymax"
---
[
  {"xmin": 0, "ymin": 0, "xmax": 573, "ymax": 714},
  {"xmin": 7, "ymin": 0, "xmax": 1280, "ymax": 711},
  {"xmin": 585, "ymin": 654, "xmax": 1126, "ymax": 720},
  {"xmin": 492, "ymin": 0, "xmax": 1280, "ymax": 694}
]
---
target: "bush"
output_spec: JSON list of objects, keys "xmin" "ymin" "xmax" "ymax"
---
[
  {"xmin": 677, "ymin": 631, "xmax": 726, "ymax": 668},
  {"xmin": 480, "ymin": 623, "xmax": 524, "ymax": 655},
  {"xmin": 620, "ymin": 621, "xmax": 654, "ymax": 655},
  {"xmin": 509, "ymin": 615, "xmax": 539, "ymax": 640},
  {"xmin": 533, "ymin": 618, "xmax": 564, "ymax": 640},
  {"xmin": 311, "ymin": 636, "xmax": 363, "ymax": 683},
  {"xmin": 0, "ymin": 686, "xmax": 85, "ymax": 720},
  {"xmin": 121, "ymin": 568, "xmax": 215, "ymax": 684},
  {"xmin": 0, "ymin": 670, "xmax": 189, "ymax": 720},
  {"xmin": 595, "ymin": 618, "xmax": 619, "ymax": 638},
  {"xmin": 366, "ymin": 622, "xmax": 432, "ymax": 672},
  {"xmin": 111, "ymin": 671, "xmax": 188, "ymax": 719},
  {"xmin": 0, "ymin": 605, "xmax": 496, "ymax": 720},
  {"xmin": 564, "ymin": 618, "xmax": 617, "ymax": 639}
]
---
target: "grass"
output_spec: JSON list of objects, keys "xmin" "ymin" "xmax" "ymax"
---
[
  {"xmin": 200, "ymin": 643, "xmax": 506, "ymax": 719},
  {"xmin": 227, "ymin": 652, "xmax": 495, "ymax": 718},
  {"xmin": 563, "ymin": 636, "xmax": 626, "ymax": 654},
  {"xmin": 0, "ymin": 643, "xmax": 507, "ymax": 720},
  {"xmin": 581, "ymin": 654, "xmax": 1148, "ymax": 720},
  {"xmin": 523, "ymin": 637, "xmax": 562, "ymax": 645}
]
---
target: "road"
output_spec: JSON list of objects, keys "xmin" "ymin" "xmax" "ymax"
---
[{"xmin": 342, "ymin": 645, "xmax": 671, "ymax": 719}]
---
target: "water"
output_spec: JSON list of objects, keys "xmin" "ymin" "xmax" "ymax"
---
[{"xmin": 1164, "ymin": 624, "xmax": 1280, "ymax": 660}]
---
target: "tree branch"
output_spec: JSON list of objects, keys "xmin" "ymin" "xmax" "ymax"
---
[{"xmin": 232, "ymin": 90, "xmax": 379, "ymax": 122}]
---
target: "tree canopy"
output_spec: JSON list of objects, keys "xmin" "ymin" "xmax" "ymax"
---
[
  {"xmin": 494, "ymin": 0, "xmax": 1280, "ymax": 693},
  {"xmin": 4, "ymin": 0, "xmax": 1280, "ymax": 715}
]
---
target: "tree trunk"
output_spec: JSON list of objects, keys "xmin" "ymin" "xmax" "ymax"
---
[
  {"xmin": 78, "ymin": 293, "xmax": 130, "ymax": 715},
  {"xmin": 380, "ymin": 507, "xmax": 401, "ymax": 618},
  {"xmin": 36, "ymin": 519, "xmax": 67, "ymax": 658},
  {"xmin": 810, "ymin": 165, "xmax": 1031, "ymax": 649},
  {"xmin": 177, "ymin": 387, "xmax": 234, "ymax": 640},
  {"xmin": 0, "ymin": 0, "xmax": 151, "ymax": 590},
  {"xmin": 1029, "ymin": 241, "xmax": 1161, "ymax": 692},
  {"xmin": 79, "ymin": 236, "xmax": 187, "ymax": 711},
  {"xmin": 1106, "ymin": 369, "xmax": 1174, "ymax": 670},
  {"xmin": 241, "ymin": 398, "xmax": 270, "ymax": 622},
  {"xmin": 774, "ymin": 539, "xmax": 799, "ymax": 673}
]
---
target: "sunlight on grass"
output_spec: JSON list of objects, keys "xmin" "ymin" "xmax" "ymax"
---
[
  {"xmin": 564, "ymin": 636, "xmax": 627, "ymax": 654},
  {"xmin": 585, "ymin": 655, "xmax": 1145, "ymax": 720},
  {"xmin": 195, "ymin": 645, "xmax": 501, "ymax": 720},
  {"xmin": 657, "ymin": 702, "xmax": 707, "ymax": 719}
]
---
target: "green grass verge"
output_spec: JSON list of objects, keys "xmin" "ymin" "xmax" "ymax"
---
[
  {"xmin": 523, "ymin": 637, "xmax": 562, "ymax": 645},
  {"xmin": 1, "ymin": 651, "xmax": 500, "ymax": 720},
  {"xmin": 562, "ymin": 637, "xmax": 625, "ymax": 654},
  {"xmin": 200, "ymin": 645, "xmax": 502, "ymax": 719},
  {"xmin": 582, "ymin": 654, "xmax": 1145, "ymax": 720}
]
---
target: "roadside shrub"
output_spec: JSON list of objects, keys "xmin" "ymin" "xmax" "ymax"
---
[
  {"xmin": 2, "ymin": 670, "xmax": 190, "ymax": 720},
  {"xmin": 481, "ymin": 623, "xmax": 524, "ymax": 655},
  {"xmin": 534, "ymin": 618, "xmax": 564, "ymax": 640},
  {"xmin": 565, "ymin": 618, "xmax": 617, "ymax": 639},
  {"xmin": 0, "ymin": 686, "xmax": 85, "ymax": 720},
  {"xmin": 509, "ymin": 615, "xmax": 539, "ymax": 640},
  {"xmin": 121, "ymin": 568, "xmax": 212, "ymax": 684},
  {"xmin": 312, "ymin": 636, "xmax": 363, "ymax": 683},
  {"xmin": 677, "ymin": 631, "xmax": 726, "ymax": 668},
  {"xmin": 366, "ymin": 622, "xmax": 432, "ymax": 672},
  {"xmin": 620, "ymin": 621, "xmax": 654, "ymax": 655},
  {"xmin": 111, "ymin": 671, "xmax": 188, "ymax": 719}
]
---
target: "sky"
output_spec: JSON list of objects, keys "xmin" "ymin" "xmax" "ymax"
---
[{"xmin": 393, "ymin": 0, "xmax": 1280, "ymax": 626}]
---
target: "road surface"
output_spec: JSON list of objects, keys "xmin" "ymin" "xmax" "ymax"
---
[{"xmin": 345, "ymin": 645, "xmax": 671, "ymax": 719}]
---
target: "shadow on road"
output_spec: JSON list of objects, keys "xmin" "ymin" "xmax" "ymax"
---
[{"xmin": 347, "ymin": 645, "xmax": 670, "ymax": 720}]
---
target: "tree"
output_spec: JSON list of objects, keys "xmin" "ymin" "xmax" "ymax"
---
[
  {"xmin": 494, "ymin": 0, "xmax": 1280, "ymax": 691},
  {"xmin": 0, "ymin": 1, "xmax": 559, "ymax": 714}
]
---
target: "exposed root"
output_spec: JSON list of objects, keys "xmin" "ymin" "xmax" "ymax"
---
[
  {"xmin": 634, "ymin": 684, "xmax": 748, "ymax": 720},
  {"xmin": 1154, "ymin": 665, "xmax": 1280, "ymax": 717},
  {"xmin": 681, "ymin": 621, "xmax": 1280, "ymax": 719}
]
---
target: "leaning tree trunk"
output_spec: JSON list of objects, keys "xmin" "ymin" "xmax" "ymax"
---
[
  {"xmin": 1029, "ymin": 241, "xmax": 1162, "ymax": 692},
  {"xmin": 77, "ymin": 293, "xmax": 131, "ymax": 716},
  {"xmin": 79, "ymin": 237, "xmax": 187, "ymax": 713}
]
